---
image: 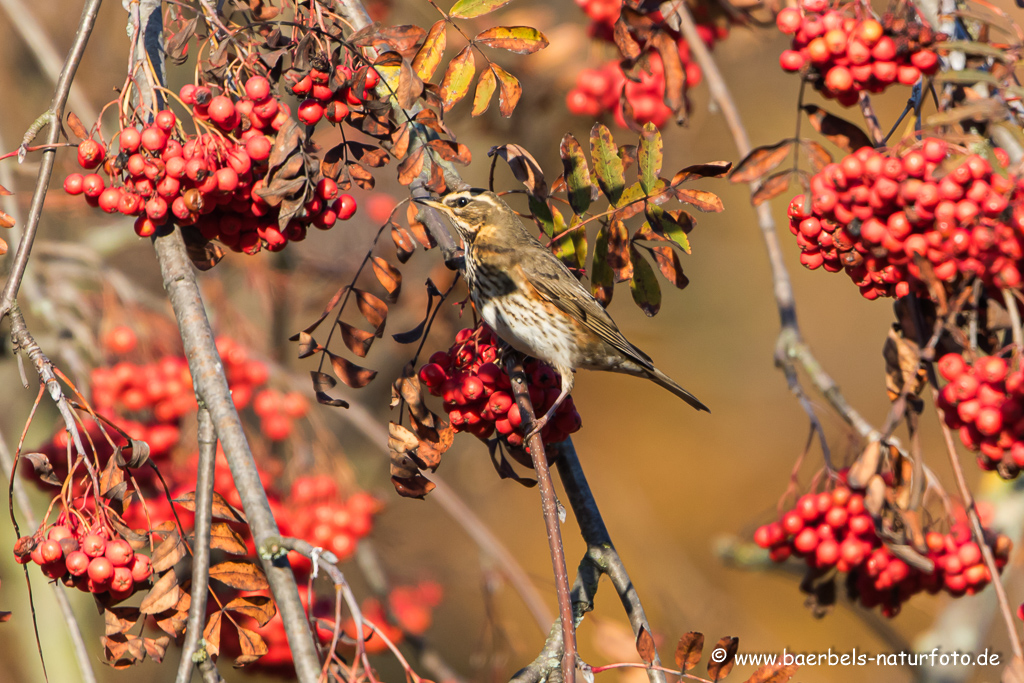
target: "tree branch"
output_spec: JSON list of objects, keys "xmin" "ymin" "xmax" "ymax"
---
[
  {"xmin": 175, "ymin": 407, "xmax": 219, "ymax": 683},
  {"xmin": 153, "ymin": 226, "xmax": 321, "ymax": 683}
]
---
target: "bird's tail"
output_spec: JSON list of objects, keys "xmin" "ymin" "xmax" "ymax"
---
[{"xmin": 646, "ymin": 367, "xmax": 710, "ymax": 413}]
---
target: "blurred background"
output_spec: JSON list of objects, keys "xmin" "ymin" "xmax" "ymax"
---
[{"xmin": 0, "ymin": 1, "xmax": 1019, "ymax": 682}]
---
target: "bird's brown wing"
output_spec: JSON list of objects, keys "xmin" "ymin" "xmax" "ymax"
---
[{"xmin": 513, "ymin": 246, "xmax": 655, "ymax": 371}]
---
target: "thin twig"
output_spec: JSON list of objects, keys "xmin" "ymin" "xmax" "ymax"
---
[
  {"xmin": 175, "ymin": 407, "xmax": 219, "ymax": 683},
  {"xmin": 506, "ymin": 357, "xmax": 576, "ymax": 683},
  {"xmin": 0, "ymin": 0, "xmax": 102, "ymax": 323}
]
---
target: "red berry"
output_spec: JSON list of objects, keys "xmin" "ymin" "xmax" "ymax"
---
[
  {"xmin": 81, "ymin": 533, "xmax": 106, "ymax": 557},
  {"xmin": 77, "ymin": 139, "xmax": 104, "ymax": 169},
  {"xmin": 105, "ymin": 539, "xmax": 134, "ymax": 567},
  {"xmin": 66, "ymin": 550, "xmax": 90, "ymax": 576},
  {"xmin": 245, "ymin": 76, "xmax": 271, "ymax": 101},
  {"xmin": 297, "ymin": 99, "xmax": 324, "ymax": 125},
  {"xmin": 155, "ymin": 109, "xmax": 177, "ymax": 131},
  {"xmin": 337, "ymin": 194, "xmax": 357, "ymax": 220},
  {"xmin": 87, "ymin": 557, "xmax": 114, "ymax": 583},
  {"xmin": 119, "ymin": 127, "xmax": 141, "ymax": 153}
]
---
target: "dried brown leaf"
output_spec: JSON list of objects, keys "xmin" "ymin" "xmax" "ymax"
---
[
  {"xmin": 491, "ymin": 63, "xmax": 522, "ymax": 117},
  {"xmin": 675, "ymin": 632, "xmax": 704, "ymax": 671},
  {"xmin": 729, "ymin": 140, "xmax": 796, "ymax": 183},
  {"xmin": 371, "ymin": 256, "xmax": 402, "ymax": 301},
  {"xmin": 328, "ymin": 351, "xmax": 378, "ymax": 388},
  {"xmin": 209, "ymin": 561, "xmax": 270, "ymax": 591},
  {"xmin": 636, "ymin": 626, "xmax": 657, "ymax": 665},
  {"xmin": 707, "ymin": 636, "xmax": 738, "ymax": 681}
]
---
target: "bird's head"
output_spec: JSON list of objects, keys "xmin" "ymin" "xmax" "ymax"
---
[{"xmin": 415, "ymin": 189, "xmax": 512, "ymax": 243}]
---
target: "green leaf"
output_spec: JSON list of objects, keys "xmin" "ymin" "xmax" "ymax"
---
[
  {"xmin": 629, "ymin": 246, "xmax": 661, "ymax": 317},
  {"xmin": 474, "ymin": 26, "xmax": 549, "ymax": 54},
  {"xmin": 412, "ymin": 20, "xmax": 447, "ymax": 82},
  {"xmin": 590, "ymin": 123, "xmax": 625, "ymax": 205},
  {"xmin": 638, "ymin": 123, "xmax": 662, "ymax": 196},
  {"xmin": 591, "ymin": 224, "xmax": 613, "ymax": 307},
  {"xmin": 440, "ymin": 46, "xmax": 476, "ymax": 112},
  {"xmin": 646, "ymin": 205, "xmax": 691, "ymax": 254},
  {"xmin": 529, "ymin": 195, "xmax": 555, "ymax": 236},
  {"xmin": 569, "ymin": 215, "xmax": 588, "ymax": 270},
  {"xmin": 560, "ymin": 134, "xmax": 593, "ymax": 215},
  {"xmin": 450, "ymin": 0, "xmax": 517, "ymax": 19},
  {"xmin": 472, "ymin": 68, "xmax": 496, "ymax": 116}
]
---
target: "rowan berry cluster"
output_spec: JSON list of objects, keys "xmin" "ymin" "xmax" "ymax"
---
[
  {"xmin": 418, "ymin": 326, "xmax": 583, "ymax": 449},
  {"xmin": 15, "ymin": 517, "xmax": 153, "ymax": 600},
  {"xmin": 754, "ymin": 478, "xmax": 1011, "ymax": 617},
  {"xmin": 63, "ymin": 75, "xmax": 358, "ymax": 254},
  {"xmin": 286, "ymin": 475, "xmax": 381, "ymax": 564},
  {"xmin": 289, "ymin": 62, "xmax": 380, "ymax": 127},
  {"xmin": 935, "ymin": 353, "xmax": 1024, "ymax": 479},
  {"xmin": 776, "ymin": 0, "xmax": 941, "ymax": 105},
  {"xmin": 788, "ymin": 139, "xmax": 1021, "ymax": 299},
  {"xmin": 566, "ymin": 0, "xmax": 724, "ymax": 128}
]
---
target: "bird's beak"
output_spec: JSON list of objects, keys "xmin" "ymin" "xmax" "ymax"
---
[{"xmin": 413, "ymin": 196, "xmax": 446, "ymax": 212}]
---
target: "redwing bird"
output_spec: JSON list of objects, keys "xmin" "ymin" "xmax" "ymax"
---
[{"xmin": 416, "ymin": 189, "xmax": 708, "ymax": 436}]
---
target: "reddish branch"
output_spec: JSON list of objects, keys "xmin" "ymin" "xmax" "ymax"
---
[
  {"xmin": 506, "ymin": 356, "xmax": 577, "ymax": 683},
  {"xmin": 0, "ymin": 0, "xmax": 102, "ymax": 323}
]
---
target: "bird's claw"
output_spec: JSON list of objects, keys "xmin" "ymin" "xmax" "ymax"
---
[{"xmin": 524, "ymin": 415, "xmax": 549, "ymax": 441}]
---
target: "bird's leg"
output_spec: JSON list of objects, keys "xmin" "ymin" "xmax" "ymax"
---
[{"xmin": 525, "ymin": 367, "xmax": 574, "ymax": 440}]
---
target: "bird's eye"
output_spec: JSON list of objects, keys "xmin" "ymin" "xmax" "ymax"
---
[{"xmin": 455, "ymin": 197, "xmax": 469, "ymax": 208}]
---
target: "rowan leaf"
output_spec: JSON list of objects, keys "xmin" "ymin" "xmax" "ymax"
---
[
  {"xmin": 328, "ymin": 351, "xmax": 378, "ymax": 388},
  {"xmin": 449, "ymin": 0, "xmax": 516, "ymax": 19},
  {"xmin": 707, "ymin": 636, "xmax": 739, "ymax": 681},
  {"xmin": 675, "ymin": 187, "xmax": 724, "ymax": 213},
  {"xmin": 475, "ymin": 26, "xmax": 549, "ymax": 54},
  {"xmin": 607, "ymin": 219, "xmax": 632, "ymax": 283},
  {"xmin": 209, "ymin": 561, "xmax": 269, "ymax": 591},
  {"xmin": 311, "ymin": 370, "xmax": 349, "ymax": 408},
  {"xmin": 440, "ymin": 46, "xmax": 476, "ymax": 112},
  {"xmin": 339, "ymin": 321, "xmax": 376, "ymax": 358},
  {"xmin": 397, "ymin": 146, "xmax": 426, "ymax": 185},
  {"xmin": 370, "ymin": 256, "xmax": 402, "ymax": 302},
  {"xmin": 20, "ymin": 452, "xmax": 60, "ymax": 486},
  {"xmin": 675, "ymin": 632, "xmax": 704, "ymax": 671},
  {"xmin": 491, "ymin": 63, "xmax": 522, "ymax": 117},
  {"xmin": 801, "ymin": 140, "xmax": 832, "ymax": 172},
  {"xmin": 638, "ymin": 123, "xmax": 663, "ymax": 195},
  {"xmin": 140, "ymin": 570, "xmax": 181, "ymax": 614},
  {"xmin": 412, "ymin": 20, "xmax": 447, "ymax": 82},
  {"xmin": 751, "ymin": 170, "xmax": 793, "ymax": 206},
  {"xmin": 590, "ymin": 123, "xmax": 625, "ymax": 205},
  {"xmin": 745, "ymin": 662, "xmax": 799, "ymax": 683},
  {"xmin": 729, "ymin": 139, "xmax": 796, "ymax": 183},
  {"xmin": 235, "ymin": 626, "xmax": 270, "ymax": 666},
  {"xmin": 208, "ymin": 522, "xmax": 249, "ymax": 555},
  {"xmin": 560, "ymin": 134, "xmax": 593, "ymax": 215},
  {"xmin": 203, "ymin": 611, "xmax": 222, "ymax": 657},
  {"xmin": 629, "ymin": 246, "xmax": 661, "ymax": 316},
  {"xmin": 591, "ymin": 224, "xmax": 614, "ymax": 307},
  {"xmin": 224, "ymin": 595, "xmax": 276, "ymax": 628},
  {"xmin": 355, "ymin": 288, "xmax": 388, "ymax": 330},
  {"xmin": 151, "ymin": 532, "xmax": 187, "ymax": 573},
  {"xmin": 67, "ymin": 112, "xmax": 89, "ymax": 140},
  {"xmin": 637, "ymin": 625, "xmax": 657, "ymax": 665},
  {"xmin": 491, "ymin": 143, "xmax": 547, "ymax": 197},
  {"xmin": 472, "ymin": 67, "xmax": 497, "ymax": 116},
  {"xmin": 802, "ymin": 105, "xmax": 872, "ymax": 152},
  {"xmin": 646, "ymin": 205, "xmax": 691, "ymax": 253}
]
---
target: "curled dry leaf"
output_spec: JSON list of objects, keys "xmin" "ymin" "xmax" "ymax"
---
[
  {"xmin": 20, "ymin": 452, "xmax": 60, "ymax": 486},
  {"xmin": 208, "ymin": 522, "xmax": 249, "ymax": 555},
  {"xmin": 311, "ymin": 370, "xmax": 349, "ymax": 408},
  {"xmin": 674, "ymin": 188, "xmax": 724, "ymax": 213},
  {"xmin": 66, "ymin": 111, "xmax": 89, "ymax": 140},
  {"xmin": 224, "ymin": 595, "xmax": 277, "ymax": 628},
  {"xmin": 397, "ymin": 146, "xmax": 426, "ymax": 185},
  {"xmin": 355, "ymin": 288, "xmax": 388, "ymax": 331},
  {"xmin": 490, "ymin": 143, "xmax": 548, "ymax": 197},
  {"xmin": 729, "ymin": 140, "xmax": 796, "ymax": 184},
  {"xmin": 151, "ymin": 532, "xmax": 187, "ymax": 573},
  {"xmin": 802, "ymin": 104, "xmax": 872, "ymax": 153},
  {"xmin": 174, "ymin": 489, "xmax": 247, "ymax": 524}
]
